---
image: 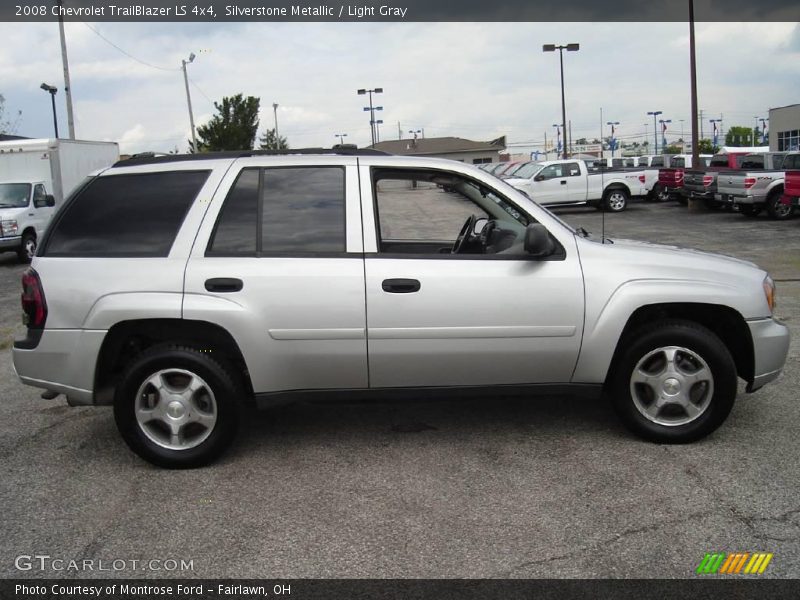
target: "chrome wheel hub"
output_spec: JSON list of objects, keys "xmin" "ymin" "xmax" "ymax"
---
[
  {"xmin": 134, "ymin": 368, "xmax": 217, "ymax": 450},
  {"xmin": 629, "ymin": 346, "xmax": 714, "ymax": 427}
]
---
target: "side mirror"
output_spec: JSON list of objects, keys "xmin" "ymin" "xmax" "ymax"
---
[
  {"xmin": 533, "ymin": 174, "xmax": 546, "ymax": 182},
  {"xmin": 524, "ymin": 223, "xmax": 556, "ymax": 258},
  {"xmin": 45, "ymin": 194, "xmax": 55, "ymax": 207}
]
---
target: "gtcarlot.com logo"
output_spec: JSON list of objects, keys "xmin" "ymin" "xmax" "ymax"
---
[{"xmin": 696, "ymin": 552, "xmax": 773, "ymax": 575}]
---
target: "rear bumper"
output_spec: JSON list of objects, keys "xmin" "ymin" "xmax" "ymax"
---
[
  {"xmin": 0, "ymin": 236, "xmax": 21, "ymax": 250},
  {"xmin": 746, "ymin": 317, "xmax": 790, "ymax": 392},
  {"xmin": 12, "ymin": 328, "xmax": 107, "ymax": 405},
  {"xmin": 686, "ymin": 189, "xmax": 715, "ymax": 201}
]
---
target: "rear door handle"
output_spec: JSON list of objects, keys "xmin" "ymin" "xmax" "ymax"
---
[
  {"xmin": 382, "ymin": 278, "xmax": 421, "ymax": 294},
  {"xmin": 205, "ymin": 278, "xmax": 243, "ymax": 293}
]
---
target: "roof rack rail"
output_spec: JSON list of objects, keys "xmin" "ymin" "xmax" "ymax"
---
[{"xmin": 114, "ymin": 147, "xmax": 390, "ymax": 167}]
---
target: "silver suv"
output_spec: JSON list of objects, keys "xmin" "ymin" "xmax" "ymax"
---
[{"xmin": 13, "ymin": 150, "xmax": 790, "ymax": 468}]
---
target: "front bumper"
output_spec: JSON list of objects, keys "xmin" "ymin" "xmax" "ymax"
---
[
  {"xmin": 746, "ymin": 317, "xmax": 790, "ymax": 392},
  {"xmin": 12, "ymin": 328, "xmax": 107, "ymax": 405}
]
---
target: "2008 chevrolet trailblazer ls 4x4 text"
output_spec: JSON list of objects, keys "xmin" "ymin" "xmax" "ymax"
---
[{"xmin": 12, "ymin": 150, "xmax": 789, "ymax": 468}]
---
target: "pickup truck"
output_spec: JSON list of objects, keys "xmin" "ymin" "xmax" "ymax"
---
[
  {"xmin": 682, "ymin": 153, "xmax": 751, "ymax": 209},
  {"xmin": 657, "ymin": 155, "xmax": 713, "ymax": 204},
  {"xmin": 716, "ymin": 152, "xmax": 800, "ymax": 219},
  {"xmin": 505, "ymin": 159, "xmax": 646, "ymax": 212},
  {"xmin": 780, "ymin": 169, "xmax": 800, "ymax": 209},
  {"xmin": 11, "ymin": 149, "xmax": 790, "ymax": 467}
]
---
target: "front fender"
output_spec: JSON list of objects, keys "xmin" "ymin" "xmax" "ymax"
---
[{"xmin": 571, "ymin": 278, "xmax": 754, "ymax": 384}]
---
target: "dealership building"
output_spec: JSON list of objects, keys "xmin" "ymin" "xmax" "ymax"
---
[{"xmin": 769, "ymin": 103, "xmax": 800, "ymax": 152}]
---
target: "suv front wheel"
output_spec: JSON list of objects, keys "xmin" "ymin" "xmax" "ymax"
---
[
  {"xmin": 609, "ymin": 320, "xmax": 737, "ymax": 443},
  {"xmin": 114, "ymin": 345, "xmax": 242, "ymax": 468}
]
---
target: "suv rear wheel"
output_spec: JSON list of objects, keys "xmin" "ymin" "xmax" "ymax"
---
[
  {"xmin": 609, "ymin": 320, "xmax": 737, "ymax": 443},
  {"xmin": 114, "ymin": 345, "xmax": 242, "ymax": 468}
]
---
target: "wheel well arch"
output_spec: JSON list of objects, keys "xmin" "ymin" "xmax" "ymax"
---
[
  {"xmin": 606, "ymin": 302, "xmax": 754, "ymax": 386},
  {"xmin": 21, "ymin": 226, "xmax": 36, "ymax": 238},
  {"xmin": 94, "ymin": 319, "xmax": 253, "ymax": 404},
  {"xmin": 767, "ymin": 184, "xmax": 784, "ymax": 197},
  {"xmin": 604, "ymin": 183, "xmax": 631, "ymax": 196}
]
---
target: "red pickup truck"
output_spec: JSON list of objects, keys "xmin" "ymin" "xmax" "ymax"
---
[
  {"xmin": 782, "ymin": 170, "xmax": 800, "ymax": 208},
  {"xmin": 657, "ymin": 155, "xmax": 713, "ymax": 204}
]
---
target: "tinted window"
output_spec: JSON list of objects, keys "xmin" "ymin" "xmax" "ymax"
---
[
  {"xmin": 209, "ymin": 167, "xmax": 346, "ymax": 255},
  {"xmin": 710, "ymin": 156, "xmax": 728, "ymax": 167},
  {"xmin": 261, "ymin": 167, "xmax": 345, "ymax": 253},
  {"xmin": 208, "ymin": 169, "xmax": 259, "ymax": 254},
  {"xmin": 44, "ymin": 171, "xmax": 209, "ymax": 257},
  {"xmin": 651, "ymin": 156, "xmax": 663, "ymax": 167},
  {"xmin": 741, "ymin": 156, "xmax": 764, "ymax": 169}
]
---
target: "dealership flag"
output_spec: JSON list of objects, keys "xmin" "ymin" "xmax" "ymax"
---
[
  {"xmin": 662, "ymin": 121, "xmax": 668, "ymax": 149},
  {"xmin": 761, "ymin": 119, "xmax": 768, "ymax": 144},
  {"xmin": 713, "ymin": 122, "xmax": 719, "ymax": 147}
]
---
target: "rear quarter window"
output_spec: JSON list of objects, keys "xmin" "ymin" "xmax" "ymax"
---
[{"xmin": 42, "ymin": 170, "xmax": 209, "ymax": 257}]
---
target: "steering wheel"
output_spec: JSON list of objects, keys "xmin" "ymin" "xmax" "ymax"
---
[
  {"xmin": 479, "ymin": 219, "xmax": 497, "ymax": 247},
  {"xmin": 452, "ymin": 214, "xmax": 479, "ymax": 254}
]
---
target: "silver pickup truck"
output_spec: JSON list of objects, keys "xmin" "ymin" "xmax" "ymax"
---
[
  {"xmin": 12, "ymin": 150, "xmax": 790, "ymax": 468},
  {"xmin": 716, "ymin": 152, "xmax": 799, "ymax": 219}
]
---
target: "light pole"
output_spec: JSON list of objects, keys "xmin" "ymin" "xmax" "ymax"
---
[
  {"xmin": 753, "ymin": 116, "xmax": 763, "ymax": 147},
  {"xmin": 181, "ymin": 53, "xmax": 197, "ymax": 151},
  {"xmin": 709, "ymin": 118, "xmax": 722, "ymax": 148},
  {"xmin": 40, "ymin": 83, "xmax": 59, "ymax": 138},
  {"xmin": 357, "ymin": 87, "xmax": 383, "ymax": 146},
  {"xmin": 679, "ymin": 119, "xmax": 685, "ymax": 149},
  {"xmin": 273, "ymin": 103, "xmax": 279, "ymax": 138},
  {"xmin": 552, "ymin": 124, "xmax": 562, "ymax": 156},
  {"xmin": 659, "ymin": 119, "xmax": 672, "ymax": 151},
  {"xmin": 543, "ymin": 43, "xmax": 579, "ymax": 160},
  {"xmin": 647, "ymin": 111, "xmax": 663, "ymax": 154},
  {"xmin": 606, "ymin": 121, "xmax": 619, "ymax": 157},
  {"xmin": 56, "ymin": 0, "xmax": 75, "ymax": 138},
  {"xmin": 375, "ymin": 119, "xmax": 384, "ymax": 143},
  {"xmin": 334, "ymin": 133, "xmax": 348, "ymax": 145}
]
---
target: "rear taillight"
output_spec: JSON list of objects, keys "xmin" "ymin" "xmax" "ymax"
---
[
  {"xmin": 703, "ymin": 175, "xmax": 714, "ymax": 187},
  {"xmin": 21, "ymin": 268, "xmax": 47, "ymax": 329},
  {"xmin": 744, "ymin": 177, "xmax": 756, "ymax": 189},
  {"xmin": 638, "ymin": 175, "xmax": 646, "ymax": 183},
  {"xmin": 676, "ymin": 170, "xmax": 685, "ymax": 184}
]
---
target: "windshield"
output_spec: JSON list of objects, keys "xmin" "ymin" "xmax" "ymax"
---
[
  {"xmin": 0, "ymin": 183, "xmax": 31, "ymax": 208},
  {"xmin": 510, "ymin": 162, "xmax": 544, "ymax": 179}
]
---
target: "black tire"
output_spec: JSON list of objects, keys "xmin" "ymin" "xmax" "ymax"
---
[
  {"xmin": 765, "ymin": 190, "xmax": 794, "ymax": 220},
  {"xmin": 608, "ymin": 319, "xmax": 737, "ymax": 444},
  {"xmin": 739, "ymin": 205, "xmax": 761, "ymax": 217},
  {"xmin": 17, "ymin": 231, "xmax": 36, "ymax": 264},
  {"xmin": 603, "ymin": 187, "xmax": 629, "ymax": 212},
  {"xmin": 114, "ymin": 345, "xmax": 243, "ymax": 468}
]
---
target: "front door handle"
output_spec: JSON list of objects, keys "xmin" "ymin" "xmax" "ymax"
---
[
  {"xmin": 205, "ymin": 278, "xmax": 243, "ymax": 293},
  {"xmin": 382, "ymin": 278, "xmax": 421, "ymax": 294},
  {"xmin": 560, "ymin": 180, "xmax": 567, "ymax": 185}
]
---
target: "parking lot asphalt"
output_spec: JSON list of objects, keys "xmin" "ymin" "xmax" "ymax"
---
[{"xmin": 0, "ymin": 200, "xmax": 798, "ymax": 579}]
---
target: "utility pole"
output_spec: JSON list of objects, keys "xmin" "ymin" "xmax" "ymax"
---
[
  {"xmin": 568, "ymin": 120, "xmax": 572, "ymax": 157},
  {"xmin": 689, "ymin": 0, "xmax": 699, "ymax": 167},
  {"xmin": 56, "ymin": 0, "xmax": 75, "ymax": 139},
  {"xmin": 272, "ymin": 103, "xmax": 279, "ymax": 138},
  {"xmin": 398, "ymin": 121, "xmax": 402, "ymax": 140},
  {"xmin": 544, "ymin": 131, "xmax": 547, "ymax": 156}
]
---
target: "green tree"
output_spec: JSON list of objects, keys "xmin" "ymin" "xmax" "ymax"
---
[
  {"xmin": 575, "ymin": 137, "xmax": 588, "ymax": 145},
  {"xmin": 0, "ymin": 94, "xmax": 22, "ymax": 134},
  {"xmin": 194, "ymin": 93, "xmax": 261, "ymax": 152},
  {"xmin": 697, "ymin": 138, "xmax": 717, "ymax": 154},
  {"xmin": 664, "ymin": 144, "xmax": 683, "ymax": 154},
  {"xmin": 258, "ymin": 128, "xmax": 289, "ymax": 150},
  {"xmin": 725, "ymin": 126, "xmax": 758, "ymax": 147}
]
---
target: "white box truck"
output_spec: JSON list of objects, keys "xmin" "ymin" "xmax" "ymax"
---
[{"xmin": 0, "ymin": 138, "xmax": 119, "ymax": 262}]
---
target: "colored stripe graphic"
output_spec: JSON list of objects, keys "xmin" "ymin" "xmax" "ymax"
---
[{"xmin": 697, "ymin": 552, "xmax": 772, "ymax": 575}]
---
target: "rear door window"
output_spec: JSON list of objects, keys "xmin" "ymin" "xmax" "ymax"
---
[{"xmin": 43, "ymin": 170, "xmax": 209, "ymax": 257}]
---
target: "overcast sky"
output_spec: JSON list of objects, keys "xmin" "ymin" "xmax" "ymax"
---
[{"xmin": 1, "ymin": 21, "xmax": 798, "ymax": 154}]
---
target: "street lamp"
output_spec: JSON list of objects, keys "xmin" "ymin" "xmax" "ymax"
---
[
  {"xmin": 181, "ymin": 53, "xmax": 197, "ymax": 151},
  {"xmin": 659, "ymin": 119, "xmax": 672, "ymax": 151},
  {"xmin": 606, "ymin": 121, "xmax": 619, "ymax": 157},
  {"xmin": 273, "ymin": 103, "xmax": 279, "ymax": 138},
  {"xmin": 40, "ymin": 83, "xmax": 59, "ymax": 138},
  {"xmin": 552, "ymin": 124, "xmax": 562, "ymax": 156},
  {"xmin": 543, "ymin": 43, "xmax": 579, "ymax": 160},
  {"xmin": 709, "ymin": 118, "xmax": 722, "ymax": 148},
  {"xmin": 647, "ymin": 111, "xmax": 663, "ymax": 154},
  {"xmin": 334, "ymin": 133, "xmax": 348, "ymax": 145},
  {"xmin": 375, "ymin": 119, "xmax": 384, "ymax": 143},
  {"xmin": 357, "ymin": 87, "xmax": 383, "ymax": 146}
]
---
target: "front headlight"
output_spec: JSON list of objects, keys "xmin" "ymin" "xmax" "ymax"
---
[
  {"xmin": 0, "ymin": 220, "xmax": 18, "ymax": 236},
  {"xmin": 763, "ymin": 274, "xmax": 776, "ymax": 313}
]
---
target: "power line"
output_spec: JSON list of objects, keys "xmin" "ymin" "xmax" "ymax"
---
[{"xmin": 80, "ymin": 22, "xmax": 180, "ymax": 72}]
